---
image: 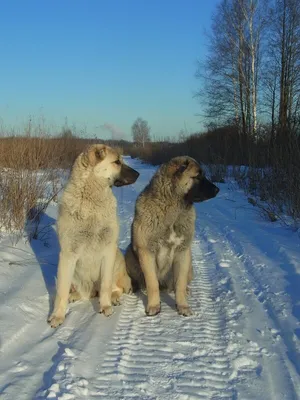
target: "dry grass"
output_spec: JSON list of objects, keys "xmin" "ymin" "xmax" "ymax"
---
[
  {"xmin": 0, "ymin": 135, "xmax": 94, "ymax": 243},
  {"xmin": 0, "ymin": 168, "xmax": 64, "ymax": 243},
  {"xmin": 0, "ymin": 135, "xmax": 92, "ymax": 170}
]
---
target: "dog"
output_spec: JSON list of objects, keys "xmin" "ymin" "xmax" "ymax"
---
[
  {"xmin": 125, "ymin": 156, "xmax": 219, "ymax": 317},
  {"xmin": 48, "ymin": 144, "xmax": 139, "ymax": 328}
]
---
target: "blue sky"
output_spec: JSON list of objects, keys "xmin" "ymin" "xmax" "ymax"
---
[{"xmin": 0, "ymin": 0, "xmax": 219, "ymax": 140}]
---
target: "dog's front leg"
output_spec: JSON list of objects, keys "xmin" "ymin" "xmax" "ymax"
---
[
  {"xmin": 173, "ymin": 249, "xmax": 193, "ymax": 316},
  {"xmin": 99, "ymin": 245, "xmax": 116, "ymax": 317},
  {"xmin": 48, "ymin": 251, "xmax": 78, "ymax": 328},
  {"xmin": 138, "ymin": 247, "xmax": 160, "ymax": 316}
]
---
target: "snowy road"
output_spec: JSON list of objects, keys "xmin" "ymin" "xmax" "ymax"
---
[{"xmin": 0, "ymin": 158, "xmax": 299, "ymax": 399}]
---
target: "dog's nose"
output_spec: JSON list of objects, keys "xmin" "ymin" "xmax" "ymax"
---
[{"xmin": 214, "ymin": 187, "xmax": 220, "ymax": 195}]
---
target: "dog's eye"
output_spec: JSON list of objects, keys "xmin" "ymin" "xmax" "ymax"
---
[
  {"xmin": 192, "ymin": 172, "xmax": 202, "ymax": 180},
  {"xmin": 178, "ymin": 164, "xmax": 188, "ymax": 173},
  {"xmin": 114, "ymin": 159, "xmax": 121, "ymax": 165}
]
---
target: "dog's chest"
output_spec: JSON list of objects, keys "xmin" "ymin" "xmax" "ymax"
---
[
  {"xmin": 77, "ymin": 215, "xmax": 117, "ymax": 248},
  {"xmin": 166, "ymin": 229, "xmax": 184, "ymax": 247},
  {"xmin": 156, "ymin": 227, "xmax": 184, "ymax": 276}
]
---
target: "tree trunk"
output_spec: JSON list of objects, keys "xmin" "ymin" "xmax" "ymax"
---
[
  {"xmin": 279, "ymin": 0, "xmax": 287, "ymax": 130},
  {"xmin": 249, "ymin": 0, "xmax": 257, "ymax": 137},
  {"xmin": 238, "ymin": 27, "xmax": 247, "ymax": 136}
]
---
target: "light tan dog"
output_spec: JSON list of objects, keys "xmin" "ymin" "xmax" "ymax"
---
[
  {"xmin": 125, "ymin": 156, "xmax": 219, "ymax": 317},
  {"xmin": 48, "ymin": 144, "xmax": 139, "ymax": 328}
]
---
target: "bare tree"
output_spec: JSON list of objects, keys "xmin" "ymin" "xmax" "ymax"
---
[
  {"xmin": 131, "ymin": 118, "xmax": 151, "ymax": 147},
  {"xmin": 196, "ymin": 0, "xmax": 268, "ymax": 137},
  {"xmin": 268, "ymin": 0, "xmax": 300, "ymax": 133},
  {"xmin": 261, "ymin": 33, "xmax": 280, "ymax": 140},
  {"xmin": 195, "ymin": 0, "xmax": 241, "ymax": 126}
]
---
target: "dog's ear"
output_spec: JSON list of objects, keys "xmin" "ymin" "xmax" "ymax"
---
[
  {"xmin": 93, "ymin": 146, "xmax": 106, "ymax": 162},
  {"xmin": 173, "ymin": 160, "xmax": 190, "ymax": 177},
  {"xmin": 82, "ymin": 145, "xmax": 107, "ymax": 167}
]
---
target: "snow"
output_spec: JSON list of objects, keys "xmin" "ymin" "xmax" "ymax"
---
[{"xmin": 0, "ymin": 157, "xmax": 299, "ymax": 400}]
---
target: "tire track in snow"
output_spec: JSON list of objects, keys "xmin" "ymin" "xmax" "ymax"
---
[
  {"xmin": 92, "ymin": 235, "xmax": 235, "ymax": 399},
  {"xmin": 199, "ymin": 210, "xmax": 300, "ymax": 400}
]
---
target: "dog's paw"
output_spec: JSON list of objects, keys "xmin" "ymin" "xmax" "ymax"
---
[
  {"xmin": 177, "ymin": 305, "xmax": 193, "ymax": 317},
  {"xmin": 146, "ymin": 304, "xmax": 161, "ymax": 316},
  {"xmin": 111, "ymin": 292, "xmax": 121, "ymax": 306},
  {"xmin": 48, "ymin": 314, "xmax": 65, "ymax": 328},
  {"xmin": 99, "ymin": 305, "xmax": 114, "ymax": 317}
]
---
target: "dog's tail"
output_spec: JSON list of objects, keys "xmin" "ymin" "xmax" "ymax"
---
[{"xmin": 124, "ymin": 243, "xmax": 146, "ymax": 292}]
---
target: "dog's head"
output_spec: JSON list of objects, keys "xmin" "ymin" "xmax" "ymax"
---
[
  {"xmin": 82, "ymin": 144, "xmax": 139, "ymax": 187},
  {"xmin": 166, "ymin": 156, "xmax": 219, "ymax": 203}
]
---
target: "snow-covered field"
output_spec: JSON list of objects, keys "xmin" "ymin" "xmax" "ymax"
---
[{"xmin": 0, "ymin": 157, "xmax": 299, "ymax": 400}]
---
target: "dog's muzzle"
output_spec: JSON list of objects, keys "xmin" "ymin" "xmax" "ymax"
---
[
  {"xmin": 114, "ymin": 164, "xmax": 140, "ymax": 187},
  {"xmin": 186, "ymin": 177, "xmax": 220, "ymax": 203}
]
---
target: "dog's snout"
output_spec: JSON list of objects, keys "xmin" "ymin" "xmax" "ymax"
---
[
  {"xmin": 114, "ymin": 164, "xmax": 140, "ymax": 187},
  {"xmin": 126, "ymin": 166, "xmax": 139, "ymax": 183},
  {"xmin": 132, "ymin": 169, "xmax": 140, "ymax": 180},
  {"xmin": 214, "ymin": 186, "xmax": 220, "ymax": 195}
]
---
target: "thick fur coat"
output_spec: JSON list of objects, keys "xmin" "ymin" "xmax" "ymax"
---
[
  {"xmin": 125, "ymin": 156, "xmax": 219, "ymax": 316},
  {"xmin": 48, "ymin": 144, "xmax": 139, "ymax": 328}
]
